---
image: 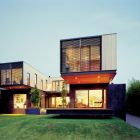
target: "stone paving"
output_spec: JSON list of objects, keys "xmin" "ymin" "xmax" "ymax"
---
[{"xmin": 126, "ymin": 113, "xmax": 140, "ymax": 129}]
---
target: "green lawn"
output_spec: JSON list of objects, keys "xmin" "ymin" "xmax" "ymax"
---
[{"xmin": 0, "ymin": 115, "xmax": 140, "ymax": 140}]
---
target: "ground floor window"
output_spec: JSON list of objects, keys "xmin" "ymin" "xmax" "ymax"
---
[
  {"xmin": 13, "ymin": 94, "xmax": 27, "ymax": 109},
  {"xmin": 49, "ymin": 97, "xmax": 70, "ymax": 108},
  {"xmin": 75, "ymin": 89, "xmax": 106, "ymax": 108}
]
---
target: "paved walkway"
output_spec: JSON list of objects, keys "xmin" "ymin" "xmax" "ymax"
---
[{"xmin": 126, "ymin": 113, "xmax": 140, "ymax": 129}]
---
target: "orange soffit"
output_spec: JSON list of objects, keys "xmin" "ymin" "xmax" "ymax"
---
[{"xmin": 62, "ymin": 73, "xmax": 116, "ymax": 84}]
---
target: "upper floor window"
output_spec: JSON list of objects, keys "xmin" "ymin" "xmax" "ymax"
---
[
  {"xmin": 1, "ymin": 69, "xmax": 11, "ymax": 85},
  {"xmin": 0, "ymin": 62, "xmax": 23, "ymax": 85},
  {"xmin": 46, "ymin": 80, "xmax": 47, "ymax": 89},
  {"xmin": 61, "ymin": 37, "xmax": 101, "ymax": 73},
  {"xmin": 35, "ymin": 74, "xmax": 37, "ymax": 87},
  {"xmin": 41, "ymin": 80, "xmax": 43, "ymax": 90},
  {"xmin": 27, "ymin": 73, "xmax": 30, "ymax": 86}
]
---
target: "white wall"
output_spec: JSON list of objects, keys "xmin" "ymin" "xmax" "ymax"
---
[
  {"xmin": 102, "ymin": 33, "xmax": 117, "ymax": 71},
  {"xmin": 23, "ymin": 62, "xmax": 48, "ymax": 91}
]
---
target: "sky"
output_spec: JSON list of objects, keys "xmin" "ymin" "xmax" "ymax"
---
[{"xmin": 0, "ymin": 0, "xmax": 140, "ymax": 85}]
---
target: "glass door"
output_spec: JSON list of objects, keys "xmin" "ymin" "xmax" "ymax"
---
[
  {"xmin": 75, "ymin": 89, "xmax": 104, "ymax": 108},
  {"xmin": 75, "ymin": 90, "xmax": 88, "ymax": 108},
  {"xmin": 89, "ymin": 90, "xmax": 103, "ymax": 108}
]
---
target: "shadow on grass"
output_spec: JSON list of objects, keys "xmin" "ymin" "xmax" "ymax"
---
[{"xmin": 46, "ymin": 115, "xmax": 112, "ymax": 120}]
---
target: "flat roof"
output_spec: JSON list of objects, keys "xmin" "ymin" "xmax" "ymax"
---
[{"xmin": 60, "ymin": 33, "xmax": 117, "ymax": 42}]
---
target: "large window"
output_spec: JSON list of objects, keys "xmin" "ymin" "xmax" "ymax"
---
[
  {"xmin": 0, "ymin": 63, "xmax": 23, "ymax": 85},
  {"xmin": 12, "ymin": 68, "xmax": 22, "ymax": 84},
  {"xmin": 75, "ymin": 89, "xmax": 105, "ymax": 108},
  {"xmin": 49, "ymin": 97, "xmax": 70, "ymax": 108},
  {"xmin": 52, "ymin": 80, "xmax": 64, "ymax": 92},
  {"xmin": 1, "ymin": 69, "xmax": 11, "ymax": 85},
  {"xmin": 89, "ymin": 90, "xmax": 102, "ymax": 107},
  {"xmin": 13, "ymin": 94, "xmax": 27, "ymax": 109},
  {"xmin": 75, "ymin": 90, "xmax": 88, "ymax": 108},
  {"xmin": 61, "ymin": 37, "xmax": 101, "ymax": 73}
]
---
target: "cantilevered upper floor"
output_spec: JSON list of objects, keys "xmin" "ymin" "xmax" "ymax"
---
[
  {"xmin": 60, "ymin": 33, "xmax": 117, "ymax": 84},
  {"xmin": 0, "ymin": 61, "xmax": 69, "ymax": 92},
  {"xmin": 0, "ymin": 61, "xmax": 48, "ymax": 91}
]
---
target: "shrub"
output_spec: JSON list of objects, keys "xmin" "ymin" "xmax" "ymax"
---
[
  {"xmin": 127, "ymin": 79, "xmax": 140, "ymax": 116},
  {"xmin": 30, "ymin": 87, "xmax": 40, "ymax": 108}
]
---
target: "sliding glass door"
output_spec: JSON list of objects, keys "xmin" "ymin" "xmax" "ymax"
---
[{"xmin": 75, "ymin": 89, "xmax": 105, "ymax": 108}]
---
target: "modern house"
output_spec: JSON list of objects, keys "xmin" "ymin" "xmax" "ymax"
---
[
  {"xmin": 60, "ymin": 33, "xmax": 117, "ymax": 109},
  {"xmin": 46, "ymin": 33, "xmax": 124, "ymax": 116},
  {"xmin": 0, "ymin": 61, "xmax": 69, "ymax": 114},
  {"xmin": 0, "ymin": 33, "xmax": 126, "ymax": 119}
]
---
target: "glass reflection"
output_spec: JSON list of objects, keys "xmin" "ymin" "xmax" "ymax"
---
[
  {"xmin": 89, "ymin": 90, "xmax": 102, "ymax": 107},
  {"xmin": 75, "ymin": 90, "xmax": 88, "ymax": 108}
]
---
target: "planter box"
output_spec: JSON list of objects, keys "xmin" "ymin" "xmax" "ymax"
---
[{"xmin": 26, "ymin": 108, "xmax": 40, "ymax": 115}]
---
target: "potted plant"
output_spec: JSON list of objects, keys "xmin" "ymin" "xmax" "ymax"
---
[{"xmin": 26, "ymin": 87, "xmax": 40, "ymax": 114}]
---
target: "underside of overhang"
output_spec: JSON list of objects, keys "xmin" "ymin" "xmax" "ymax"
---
[{"xmin": 61, "ymin": 71, "xmax": 116, "ymax": 84}]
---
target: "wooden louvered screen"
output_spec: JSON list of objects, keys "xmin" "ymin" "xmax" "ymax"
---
[
  {"xmin": 61, "ymin": 36, "xmax": 101, "ymax": 73},
  {"xmin": 90, "ymin": 46, "xmax": 100, "ymax": 71},
  {"xmin": 61, "ymin": 40, "xmax": 80, "ymax": 72},
  {"xmin": 81, "ymin": 46, "xmax": 90, "ymax": 71}
]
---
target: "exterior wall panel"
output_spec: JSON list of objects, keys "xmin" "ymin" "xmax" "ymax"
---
[
  {"xmin": 23, "ymin": 62, "xmax": 48, "ymax": 91},
  {"xmin": 102, "ymin": 34, "xmax": 117, "ymax": 71}
]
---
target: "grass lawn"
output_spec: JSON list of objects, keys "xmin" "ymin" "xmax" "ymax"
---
[{"xmin": 0, "ymin": 115, "xmax": 140, "ymax": 140}]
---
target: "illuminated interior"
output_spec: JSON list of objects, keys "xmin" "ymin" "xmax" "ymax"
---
[
  {"xmin": 13, "ymin": 94, "xmax": 27, "ymax": 109},
  {"xmin": 49, "ymin": 97, "xmax": 70, "ymax": 108},
  {"xmin": 75, "ymin": 90, "xmax": 106, "ymax": 108}
]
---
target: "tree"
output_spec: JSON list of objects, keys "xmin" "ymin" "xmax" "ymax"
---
[
  {"xmin": 61, "ymin": 81, "xmax": 68, "ymax": 108},
  {"xmin": 30, "ymin": 87, "xmax": 40, "ymax": 108},
  {"xmin": 127, "ymin": 78, "xmax": 140, "ymax": 116}
]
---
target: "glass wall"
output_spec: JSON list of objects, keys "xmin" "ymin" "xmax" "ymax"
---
[
  {"xmin": 52, "ymin": 80, "xmax": 64, "ymax": 92},
  {"xmin": 49, "ymin": 97, "xmax": 70, "ymax": 108},
  {"xmin": 0, "ymin": 62, "xmax": 23, "ymax": 85},
  {"xmin": 13, "ymin": 94, "xmax": 27, "ymax": 109},
  {"xmin": 12, "ymin": 68, "xmax": 22, "ymax": 84},
  {"xmin": 1, "ymin": 69, "xmax": 11, "ymax": 85},
  {"xmin": 75, "ymin": 90, "xmax": 88, "ymax": 108},
  {"xmin": 89, "ymin": 90, "xmax": 102, "ymax": 107},
  {"xmin": 61, "ymin": 37, "xmax": 101, "ymax": 73},
  {"xmin": 75, "ymin": 89, "xmax": 105, "ymax": 108}
]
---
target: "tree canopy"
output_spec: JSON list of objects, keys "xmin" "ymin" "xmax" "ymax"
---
[{"xmin": 127, "ymin": 78, "xmax": 140, "ymax": 116}]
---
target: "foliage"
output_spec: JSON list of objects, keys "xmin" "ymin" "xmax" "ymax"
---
[
  {"xmin": 127, "ymin": 78, "xmax": 140, "ymax": 116},
  {"xmin": 61, "ymin": 81, "xmax": 68, "ymax": 108},
  {"xmin": 30, "ymin": 87, "xmax": 40, "ymax": 108}
]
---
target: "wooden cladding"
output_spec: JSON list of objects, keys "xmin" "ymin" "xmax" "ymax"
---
[{"xmin": 61, "ymin": 36, "xmax": 101, "ymax": 73}]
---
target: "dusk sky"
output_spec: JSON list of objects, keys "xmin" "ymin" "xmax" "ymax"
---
[{"xmin": 0, "ymin": 0, "xmax": 140, "ymax": 85}]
